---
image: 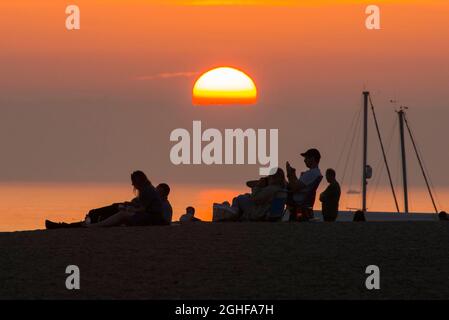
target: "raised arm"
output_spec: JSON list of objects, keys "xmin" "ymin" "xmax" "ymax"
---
[{"xmin": 286, "ymin": 161, "xmax": 305, "ymax": 192}]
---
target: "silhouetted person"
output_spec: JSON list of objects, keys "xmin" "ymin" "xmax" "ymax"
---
[
  {"xmin": 156, "ymin": 183, "xmax": 173, "ymax": 225},
  {"xmin": 213, "ymin": 168, "xmax": 287, "ymax": 221},
  {"xmin": 319, "ymin": 168, "xmax": 341, "ymax": 222},
  {"xmin": 353, "ymin": 210, "xmax": 366, "ymax": 222},
  {"xmin": 87, "ymin": 171, "xmax": 164, "ymax": 227},
  {"xmin": 180, "ymin": 206, "xmax": 202, "ymax": 223},
  {"xmin": 286, "ymin": 148, "xmax": 322, "ymax": 221},
  {"xmin": 46, "ymin": 171, "xmax": 165, "ymax": 229},
  {"xmin": 438, "ymin": 211, "xmax": 448, "ymax": 221}
]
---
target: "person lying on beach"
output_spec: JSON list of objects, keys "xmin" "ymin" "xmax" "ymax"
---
[
  {"xmin": 245, "ymin": 168, "xmax": 287, "ymax": 221},
  {"xmin": 214, "ymin": 168, "xmax": 287, "ymax": 221},
  {"xmin": 45, "ymin": 171, "xmax": 166, "ymax": 229},
  {"xmin": 85, "ymin": 171, "xmax": 165, "ymax": 228},
  {"xmin": 179, "ymin": 206, "xmax": 202, "ymax": 223}
]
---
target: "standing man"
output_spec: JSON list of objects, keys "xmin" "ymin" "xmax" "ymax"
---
[{"xmin": 319, "ymin": 168, "xmax": 341, "ymax": 222}]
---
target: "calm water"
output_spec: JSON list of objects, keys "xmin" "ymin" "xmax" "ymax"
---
[{"xmin": 0, "ymin": 183, "xmax": 447, "ymax": 232}]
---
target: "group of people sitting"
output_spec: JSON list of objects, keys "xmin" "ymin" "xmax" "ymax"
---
[
  {"xmin": 45, "ymin": 170, "xmax": 201, "ymax": 229},
  {"xmin": 213, "ymin": 148, "xmax": 341, "ymax": 222},
  {"xmin": 45, "ymin": 147, "xmax": 343, "ymax": 229}
]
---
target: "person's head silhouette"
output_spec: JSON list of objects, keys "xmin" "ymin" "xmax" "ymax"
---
[
  {"xmin": 156, "ymin": 183, "xmax": 170, "ymax": 200},
  {"xmin": 325, "ymin": 168, "xmax": 336, "ymax": 183},
  {"xmin": 131, "ymin": 170, "xmax": 151, "ymax": 193},
  {"xmin": 301, "ymin": 148, "xmax": 321, "ymax": 169},
  {"xmin": 186, "ymin": 206, "xmax": 195, "ymax": 216}
]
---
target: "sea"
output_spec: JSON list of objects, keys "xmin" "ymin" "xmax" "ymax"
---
[{"xmin": 0, "ymin": 183, "xmax": 447, "ymax": 232}]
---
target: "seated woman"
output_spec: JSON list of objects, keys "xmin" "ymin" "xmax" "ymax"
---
[
  {"xmin": 45, "ymin": 171, "xmax": 165, "ymax": 229},
  {"xmin": 214, "ymin": 168, "xmax": 286, "ymax": 221}
]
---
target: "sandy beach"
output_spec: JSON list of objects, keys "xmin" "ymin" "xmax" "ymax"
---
[{"xmin": 1, "ymin": 222, "xmax": 449, "ymax": 300}]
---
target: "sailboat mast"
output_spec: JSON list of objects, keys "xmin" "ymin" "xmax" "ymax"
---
[
  {"xmin": 362, "ymin": 91, "xmax": 369, "ymax": 212},
  {"xmin": 403, "ymin": 113, "xmax": 439, "ymax": 214},
  {"xmin": 398, "ymin": 108, "xmax": 409, "ymax": 214}
]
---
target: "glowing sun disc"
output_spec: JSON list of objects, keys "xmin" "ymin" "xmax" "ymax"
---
[{"xmin": 193, "ymin": 67, "xmax": 257, "ymax": 105}]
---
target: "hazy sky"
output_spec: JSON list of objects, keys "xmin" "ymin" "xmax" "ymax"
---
[{"xmin": 1, "ymin": 0, "xmax": 448, "ymax": 192}]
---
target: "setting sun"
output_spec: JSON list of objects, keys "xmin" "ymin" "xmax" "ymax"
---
[{"xmin": 192, "ymin": 67, "xmax": 257, "ymax": 105}]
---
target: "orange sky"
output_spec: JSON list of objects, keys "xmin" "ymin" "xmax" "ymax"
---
[
  {"xmin": 0, "ymin": 0, "xmax": 448, "ymax": 193},
  {"xmin": 2, "ymin": 0, "xmax": 448, "ymax": 96}
]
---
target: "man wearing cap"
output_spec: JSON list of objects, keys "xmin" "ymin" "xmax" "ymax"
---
[{"xmin": 286, "ymin": 148, "xmax": 323, "ymax": 212}]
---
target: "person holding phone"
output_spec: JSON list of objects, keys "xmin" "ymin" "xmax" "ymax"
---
[{"xmin": 286, "ymin": 148, "xmax": 323, "ymax": 208}]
